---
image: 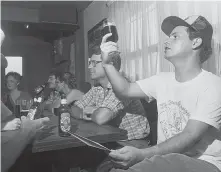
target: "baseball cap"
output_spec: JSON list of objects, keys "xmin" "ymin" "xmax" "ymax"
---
[{"xmin": 161, "ymin": 15, "xmax": 213, "ymax": 49}]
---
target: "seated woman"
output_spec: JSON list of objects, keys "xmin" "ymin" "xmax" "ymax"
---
[
  {"xmin": 2, "ymin": 72, "xmax": 32, "ymax": 113},
  {"xmin": 44, "ymin": 72, "xmax": 83, "ymax": 111}
]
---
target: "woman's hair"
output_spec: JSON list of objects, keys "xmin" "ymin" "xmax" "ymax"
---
[
  {"xmin": 56, "ymin": 72, "xmax": 77, "ymax": 89},
  {"xmin": 5, "ymin": 71, "xmax": 22, "ymax": 83}
]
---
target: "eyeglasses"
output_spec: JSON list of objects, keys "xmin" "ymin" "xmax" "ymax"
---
[{"xmin": 88, "ymin": 60, "xmax": 102, "ymax": 67}]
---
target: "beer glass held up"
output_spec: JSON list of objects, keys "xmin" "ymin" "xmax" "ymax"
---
[{"xmin": 102, "ymin": 20, "xmax": 118, "ymax": 43}]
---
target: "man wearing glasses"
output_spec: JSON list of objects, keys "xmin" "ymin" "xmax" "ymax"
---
[{"xmin": 71, "ymin": 49, "xmax": 150, "ymax": 142}]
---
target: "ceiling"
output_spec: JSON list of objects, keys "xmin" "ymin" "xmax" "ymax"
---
[
  {"xmin": 1, "ymin": 20, "xmax": 79, "ymax": 43},
  {"xmin": 1, "ymin": 1, "xmax": 93, "ymax": 43},
  {"xmin": 1, "ymin": 1, "xmax": 92, "ymax": 12}
]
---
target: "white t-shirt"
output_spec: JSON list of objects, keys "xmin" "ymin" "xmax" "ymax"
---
[{"xmin": 136, "ymin": 70, "xmax": 221, "ymax": 170}]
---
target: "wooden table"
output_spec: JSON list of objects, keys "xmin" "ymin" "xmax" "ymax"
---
[
  {"xmin": 1, "ymin": 113, "xmax": 127, "ymax": 172},
  {"xmin": 32, "ymin": 115, "xmax": 128, "ymax": 153}
]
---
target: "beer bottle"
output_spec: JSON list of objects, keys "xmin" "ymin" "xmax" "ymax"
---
[
  {"xmin": 58, "ymin": 94, "xmax": 71, "ymax": 137},
  {"xmin": 27, "ymin": 82, "xmax": 48, "ymax": 120},
  {"xmin": 27, "ymin": 96, "xmax": 43, "ymax": 120},
  {"xmin": 34, "ymin": 82, "xmax": 48, "ymax": 98}
]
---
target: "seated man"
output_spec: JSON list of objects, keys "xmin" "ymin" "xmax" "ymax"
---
[
  {"xmin": 43, "ymin": 71, "xmax": 83, "ymax": 112},
  {"xmin": 71, "ymin": 50, "xmax": 150, "ymax": 141},
  {"xmin": 100, "ymin": 15, "xmax": 221, "ymax": 172},
  {"xmin": 43, "ymin": 70, "xmax": 60, "ymax": 107},
  {"xmin": 55, "ymin": 71, "xmax": 83, "ymax": 106}
]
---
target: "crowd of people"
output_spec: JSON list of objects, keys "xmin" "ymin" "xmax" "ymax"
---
[{"xmin": 1, "ymin": 14, "xmax": 221, "ymax": 172}]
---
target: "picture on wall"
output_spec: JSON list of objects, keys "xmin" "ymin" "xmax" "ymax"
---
[{"xmin": 87, "ymin": 18, "xmax": 107, "ymax": 58}]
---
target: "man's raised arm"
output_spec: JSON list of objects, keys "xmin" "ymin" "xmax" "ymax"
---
[{"xmin": 100, "ymin": 33, "xmax": 146, "ymax": 99}]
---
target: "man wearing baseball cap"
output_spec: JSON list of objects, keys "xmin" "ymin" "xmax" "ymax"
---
[{"xmin": 98, "ymin": 15, "xmax": 221, "ymax": 172}]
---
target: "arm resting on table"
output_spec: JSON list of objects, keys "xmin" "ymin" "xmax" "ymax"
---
[
  {"xmin": 1, "ymin": 115, "xmax": 15, "ymax": 131},
  {"xmin": 71, "ymin": 105, "xmax": 83, "ymax": 119},
  {"xmin": 91, "ymin": 107, "xmax": 114, "ymax": 125},
  {"xmin": 66, "ymin": 89, "xmax": 84, "ymax": 105},
  {"xmin": 1, "ymin": 129, "xmax": 36, "ymax": 172},
  {"xmin": 71, "ymin": 105, "xmax": 114, "ymax": 125}
]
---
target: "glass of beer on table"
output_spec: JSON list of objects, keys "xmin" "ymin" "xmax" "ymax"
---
[{"xmin": 20, "ymin": 99, "xmax": 33, "ymax": 117}]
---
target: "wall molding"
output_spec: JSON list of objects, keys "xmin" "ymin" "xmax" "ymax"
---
[{"xmin": 106, "ymin": 0, "xmax": 116, "ymax": 7}]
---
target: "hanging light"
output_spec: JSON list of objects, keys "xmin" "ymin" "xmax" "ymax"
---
[{"xmin": 24, "ymin": 24, "xmax": 29, "ymax": 29}]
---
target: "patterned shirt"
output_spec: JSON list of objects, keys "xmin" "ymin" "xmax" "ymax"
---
[{"xmin": 75, "ymin": 83, "xmax": 150, "ymax": 140}]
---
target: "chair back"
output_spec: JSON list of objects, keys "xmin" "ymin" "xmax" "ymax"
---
[{"xmin": 140, "ymin": 99, "xmax": 158, "ymax": 145}]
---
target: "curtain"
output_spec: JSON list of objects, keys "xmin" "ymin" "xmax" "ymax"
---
[{"xmin": 108, "ymin": 1, "xmax": 221, "ymax": 80}]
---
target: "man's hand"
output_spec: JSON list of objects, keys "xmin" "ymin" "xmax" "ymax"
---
[
  {"xmin": 100, "ymin": 33, "xmax": 119, "ymax": 64},
  {"xmin": 83, "ymin": 106, "xmax": 97, "ymax": 114},
  {"xmin": 2, "ymin": 118, "xmax": 21, "ymax": 131},
  {"xmin": 109, "ymin": 146, "xmax": 145, "ymax": 169},
  {"xmin": 1, "ymin": 116, "xmax": 50, "ymax": 172},
  {"xmin": 20, "ymin": 116, "xmax": 50, "ymax": 132},
  {"xmin": 82, "ymin": 106, "xmax": 97, "ymax": 121}
]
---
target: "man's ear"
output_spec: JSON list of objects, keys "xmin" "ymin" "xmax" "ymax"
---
[{"xmin": 192, "ymin": 37, "xmax": 203, "ymax": 50}]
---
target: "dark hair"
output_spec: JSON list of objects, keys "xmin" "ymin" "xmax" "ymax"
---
[
  {"xmin": 49, "ymin": 69, "xmax": 59, "ymax": 77},
  {"xmin": 92, "ymin": 46, "xmax": 121, "ymax": 71},
  {"xmin": 56, "ymin": 72, "xmax": 77, "ymax": 89},
  {"xmin": 186, "ymin": 27, "xmax": 212, "ymax": 63},
  {"xmin": 79, "ymin": 81, "xmax": 91, "ymax": 94},
  {"xmin": 5, "ymin": 71, "xmax": 22, "ymax": 83}
]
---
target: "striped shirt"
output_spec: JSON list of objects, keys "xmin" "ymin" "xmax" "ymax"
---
[{"xmin": 75, "ymin": 83, "xmax": 150, "ymax": 140}]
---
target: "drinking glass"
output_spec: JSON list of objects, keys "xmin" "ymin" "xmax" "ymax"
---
[
  {"xmin": 53, "ymin": 107, "xmax": 59, "ymax": 116},
  {"xmin": 20, "ymin": 99, "xmax": 33, "ymax": 117},
  {"xmin": 102, "ymin": 20, "xmax": 118, "ymax": 43},
  {"xmin": 15, "ymin": 100, "xmax": 21, "ymax": 118}
]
